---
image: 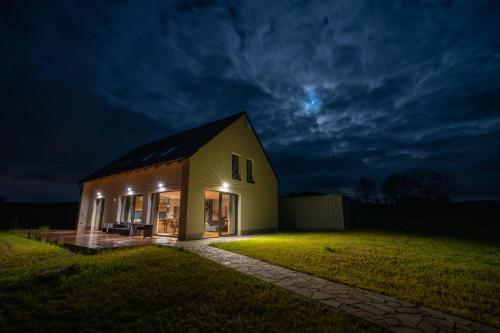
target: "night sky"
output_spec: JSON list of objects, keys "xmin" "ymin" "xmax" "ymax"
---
[{"xmin": 1, "ymin": 1, "xmax": 500, "ymax": 202}]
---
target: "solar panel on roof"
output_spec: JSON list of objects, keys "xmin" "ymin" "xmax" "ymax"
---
[
  {"xmin": 119, "ymin": 159, "xmax": 132, "ymax": 168},
  {"xmin": 160, "ymin": 146, "xmax": 176, "ymax": 157},
  {"xmin": 142, "ymin": 152, "xmax": 158, "ymax": 161}
]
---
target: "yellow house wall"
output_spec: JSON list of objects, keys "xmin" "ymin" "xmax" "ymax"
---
[
  {"xmin": 77, "ymin": 161, "xmax": 183, "ymax": 231},
  {"xmin": 185, "ymin": 115, "xmax": 278, "ymax": 239}
]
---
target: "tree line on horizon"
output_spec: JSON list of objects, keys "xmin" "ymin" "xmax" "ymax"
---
[{"xmin": 356, "ymin": 168, "xmax": 458, "ymax": 205}]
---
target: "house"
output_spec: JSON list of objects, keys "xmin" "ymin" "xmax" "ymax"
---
[{"xmin": 76, "ymin": 112, "xmax": 278, "ymax": 240}]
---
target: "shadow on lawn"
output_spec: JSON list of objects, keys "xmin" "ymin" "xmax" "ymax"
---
[
  {"xmin": 344, "ymin": 200, "xmax": 500, "ymax": 245},
  {"xmin": 351, "ymin": 211, "xmax": 500, "ymax": 246}
]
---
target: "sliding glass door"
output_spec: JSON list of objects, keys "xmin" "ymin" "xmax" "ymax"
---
[{"xmin": 204, "ymin": 191, "xmax": 238, "ymax": 237}]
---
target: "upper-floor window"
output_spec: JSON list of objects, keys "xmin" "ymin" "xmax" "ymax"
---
[
  {"xmin": 246, "ymin": 159, "xmax": 254, "ymax": 183},
  {"xmin": 232, "ymin": 154, "xmax": 240, "ymax": 180}
]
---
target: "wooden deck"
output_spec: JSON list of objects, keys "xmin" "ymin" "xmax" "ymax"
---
[{"xmin": 31, "ymin": 230, "xmax": 176, "ymax": 251}]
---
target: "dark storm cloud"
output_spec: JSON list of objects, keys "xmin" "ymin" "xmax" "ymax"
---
[{"xmin": 1, "ymin": 0, "xmax": 500, "ymax": 201}]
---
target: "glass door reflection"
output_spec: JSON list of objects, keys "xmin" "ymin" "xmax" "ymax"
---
[{"xmin": 204, "ymin": 190, "xmax": 238, "ymax": 237}]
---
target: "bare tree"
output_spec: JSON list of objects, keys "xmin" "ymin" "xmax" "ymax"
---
[
  {"xmin": 408, "ymin": 168, "xmax": 457, "ymax": 202},
  {"xmin": 356, "ymin": 176, "xmax": 375, "ymax": 203},
  {"xmin": 381, "ymin": 172, "xmax": 414, "ymax": 205}
]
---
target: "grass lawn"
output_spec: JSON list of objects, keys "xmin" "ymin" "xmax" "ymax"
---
[
  {"xmin": 213, "ymin": 228, "xmax": 500, "ymax": 327},
  {"xmin": 0, "ymin": 233, "xmax": 381, "ymax": 333}
]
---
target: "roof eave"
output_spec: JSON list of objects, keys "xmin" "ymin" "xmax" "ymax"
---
[{"xmin": 78, "ymin": 156, "xmax": 188, "ymax": 185}]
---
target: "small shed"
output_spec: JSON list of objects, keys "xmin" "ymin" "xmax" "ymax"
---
[{"xmin": 279, "ymin": 194, "xmax": 350, "ymax": 230}]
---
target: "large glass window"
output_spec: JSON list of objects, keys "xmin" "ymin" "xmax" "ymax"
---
[
  {"xmin": 120, "ymin": 195, "xmax": 144, "ymax": 223},
  {"xmin": 150, "ymin": 191, "xmax": 181, "ymax": 236},
  {"xmin": 232, "ymin": 154, "xmax": 240, "ymax": 180}
]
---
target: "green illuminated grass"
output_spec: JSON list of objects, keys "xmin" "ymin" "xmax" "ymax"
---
[
  {"xmin": 213, "ymin": 230, "xmax": 500, "ymax": 327},
  {"xmin": 0, "ymin": 233, "xmax": 381, "ymax": 332}
]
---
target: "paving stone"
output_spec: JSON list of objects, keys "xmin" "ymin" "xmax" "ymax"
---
[
  {"xmin": 269, "ymin": 274, "xmax": 287, "ymax": 281},
  {"xmin": 335, "ymin": 297, "xmax": 363, "ymax": 304},
  {"xmin": 356, "ymin": 303, "xmax": 388, "ymax": 316},
  {"xmin": 322, "ymin": 284, "xmax": 350, "ymax": 294},
  {"xmin": 470, "ymin": 322, "xmax": 500, "ymax": 333},
  {"xmin": 246, "ymin": 266, "xmax": 263, "ymax": 272},
  {"xmin": 349, "ymin": 292, "xmax": 375, "ymax": 302},
  {"xmin": 420, "ymin": 317, "xmax": 455, "ymax": 332},
  {"xmin": 421, "ymin": 307, "xmax": 471, "ymax": 326},
  {"xmin": 235, "ymin": 268, "xmax": 251, "ymax": 274},
  {"xmin": 361, "ymin": 294, "xmax": 388, "ymax": 304},
  {"xmin": 392, "ymin": 314, "xmax": 422, "ymax": 326},
  {"xmin": 394, "ymin": 307, "xmax": 420, "ymax": 314},
  {"xmin": 371, "ymin": 302, "xmax": 398, "ymax": 314},
  {"xmin": 254, "ymin": 271, "xmax": 275, "ymax": 279},
  {"xmin": 288, "ymin": 278, "xmax": 310, "ymax": 284},
  {"xmin": 275, "ymin": 279, "xmax": 296, "ymax": 287},
  {"xmin": 387, "ymin": 301, "xmax": 405, "ymax": 307},
  {"xmin": 383, "ymin": 317, "xmax": 402, "ymax": 326},
  {"xmin": 340, "ymin": 304, "xmax": 373, "ymax": 318},
  {"xmin": 364, "ymin": 316, "xmax": 389, "ymax": 327},
  {"xmin": 289, "ymin": 287, "xmax": 314, "ymax": 298},
  {"xmin": 389, "ymin": 326, "xmax": 425, "ymax": 333},
  {"xmin": 417, "ymin": 320, "xmax": 438, "ymax": 333},
  {"xmin": 292, "ymin": 281, "xmax": 316, "ymax": 288},
  {"xmin": 311, "ymin": 291, "xmax": 334, "ymax": 300},
  {"xmin": 309, "ymin": 280, "xmax": 329, "ymax": 289},
  {"xmin": 319, "ymin": 299, "xmax": 343, "ymax": 309},
  {"xmin": 358, "ymin": 290, "xmax": 399, "ymax": 303},
  {"xmin": 260, "ymin": 276, "xmax": 278, "ymax": 283}
]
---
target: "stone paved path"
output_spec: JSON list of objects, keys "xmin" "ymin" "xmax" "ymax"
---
[{"xmin": 169, "ymin": 236, "xmax": 499, "ymax": 333}]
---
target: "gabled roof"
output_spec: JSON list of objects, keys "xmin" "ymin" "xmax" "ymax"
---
[{"xmin": 80, "ymin": 112, "xmax": 246, "ymax": 183}]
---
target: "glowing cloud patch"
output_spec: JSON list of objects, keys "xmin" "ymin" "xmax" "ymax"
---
[{"xmin": 302, "ymin": 88, "xmax": 322, "ymax": 113}]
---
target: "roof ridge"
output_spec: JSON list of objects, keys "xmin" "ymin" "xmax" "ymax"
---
[{"xmin": 136, "ymin": 111, "xmax": 246, "ymax": 151}]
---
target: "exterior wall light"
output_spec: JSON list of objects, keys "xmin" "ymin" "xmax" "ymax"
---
[
  {"xmin": 97, "ymin": 192, "xmax": 102, "ymax": 198},
  {"xmin": 158, "ymin": 182, "xmax": 164, "ymax": 188},
  {"xmin": 222, "ymin": 182, "xmax": 229, "ymax": 190}
]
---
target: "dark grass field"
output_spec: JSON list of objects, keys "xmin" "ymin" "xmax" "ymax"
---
[
  {"xmin": 0, "ymin": 233, "xmax": 382, "ymax": 333},
  {"xmin": 214, "ymin": 212, "xmax": 500, "ymax": 328}
]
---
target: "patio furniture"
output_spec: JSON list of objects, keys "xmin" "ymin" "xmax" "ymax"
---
[
  {"xmin": 103, "ymin": 223, "xmax": 153, "ymax": 238},
  {"xmin": 136, "ymin": 224, "xmax": 153, "ymax": 238},
  {"xmin": 101, "ymin": 223, "xmax": 114, "ymax": 233},
  {"xmin": 159, "ymin": 219, "xmax": 168, "ymax": 233},
  {"xmin": 170, "ymin": 219, "xmax": 179, "ymax": 233},
  {"xmin": 107, "ymin": 223, "xmax": 131, "ymax": 236}
]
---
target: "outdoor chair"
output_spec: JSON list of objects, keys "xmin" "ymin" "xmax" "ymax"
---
[
  {"xmin": 136, "ymin": 224, "xmax": 153, "ymax": 238},
  {"xmin": 101, "ymin": 223, "xmax": 114, "ymax": 233}
]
